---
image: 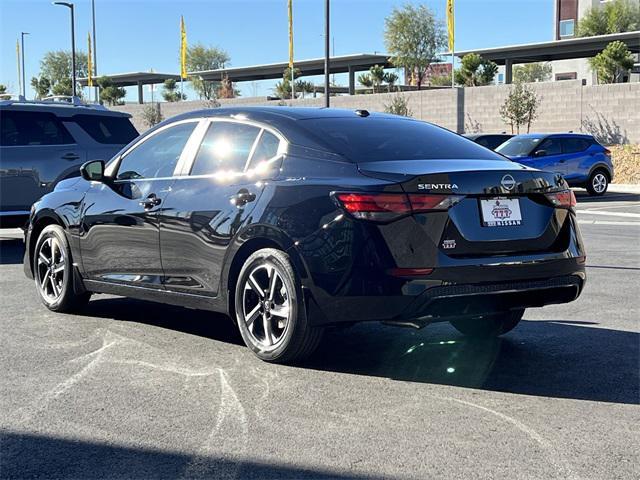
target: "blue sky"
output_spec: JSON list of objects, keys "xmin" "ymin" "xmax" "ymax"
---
[{"xmin": 1, "ymin": 0, "xmax": 554, "ymax": 100}]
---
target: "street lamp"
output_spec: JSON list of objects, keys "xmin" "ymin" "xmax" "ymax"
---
[
  {"xmin": 52, "ymin": 2, "xmax": 76, "ymax": 97},
  {"xmin": 324, "ymin": 0, "xmax": 330, "ymax": 107},
  {"xmin": 21, "ymin": 32, "xmax": 29, "ymax": 97}
]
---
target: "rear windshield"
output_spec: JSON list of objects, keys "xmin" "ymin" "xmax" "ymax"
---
[
  {"xmin": 495, "ymin": 137, "xmax": 544, "ymax": 157},
  {"xmin": 73, "ymin": 114, "xmax": 139, "ymax": 145},
  {"xmin": 298, "ymin": 117, "xmax": 506, "ymax": 162}
]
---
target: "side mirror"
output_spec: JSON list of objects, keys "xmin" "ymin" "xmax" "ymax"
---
[
  {"xmin": 534, "ymin": 150, "xmax": 547, "ymax": 157},
  {"xmin": 80, "ymin": 160, "xmax": 105, "ymax": 182}
]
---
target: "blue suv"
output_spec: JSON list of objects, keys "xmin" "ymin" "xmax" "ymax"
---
[{"xmin": 495, "ymin": 133, "xmax": 613, "ymax": 196}]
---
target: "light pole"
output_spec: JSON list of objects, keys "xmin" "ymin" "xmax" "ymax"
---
[
  {"xmin": 53, "ymin": 2, "xmax": 76, "ymax": 98},
  {"xmin": 324, "ymin": 0, "xmax": 330, "ymax": 107},
  {"xmin": 91, "ymin": 0, "xmax": 98, "ymax": 101},
  {"xmin": 21, "ymin": 32, "xmax": 29, "ymax": 97}
]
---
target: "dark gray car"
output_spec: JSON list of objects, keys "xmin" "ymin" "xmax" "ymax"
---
[{"xmin": 0, "ymin": 100, "xmax": 138, "ymax": 227}]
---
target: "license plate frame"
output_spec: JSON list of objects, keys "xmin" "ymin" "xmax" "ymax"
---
[{"xmin": 480, "ymin": 197, "xmax": 522, "ymax": 227}]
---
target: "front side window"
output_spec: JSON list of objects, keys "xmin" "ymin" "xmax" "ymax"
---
[
  {"xmin": 0, "ymin": 110, "xmax": 74, "ymax": 146},
  {"xmin": 191, "ymin": 122, "xmax": 261, "ymax": 175},
  {"xmin": 537, "ymin": 138, "xmax": 562, "ymax": 156},
  {"xmin": 116, "ymin": 122, "xmax": 196, "ymax": 180},
  {"xmin": 496, "ymin": 137, "xmax": 544, "ymax": 157},
  {"xmin": 73, "ymin": 114, "xmax": 138, "ymax": 145}
]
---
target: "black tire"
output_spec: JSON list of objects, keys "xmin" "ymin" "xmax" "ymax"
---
[
  {"xmin": 33, "ymin": 224, "xmax": 91, "ymax": 312},
  {"xmin": 234, "ymin": 248, "xmax": 323, "ymax": 363},
  {"xmin": 450, "ymin": 309, "xmax": 524, "ymax": 338},
  {"xmin": 586, "ymin": 169, "xmax": 609, "ymax": 196}
]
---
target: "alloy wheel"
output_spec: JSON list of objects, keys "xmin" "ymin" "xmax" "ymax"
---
[
  {"xmin": 592, "ymin": 173, "xmax": 607, "ymax": 193},
  {"xmin": 37, "ymin": 236, "xmax": 65, "ymax": 301},
  {"xmin": 241, "ymin": 263, "xmax": 291, "ymax": 351}
]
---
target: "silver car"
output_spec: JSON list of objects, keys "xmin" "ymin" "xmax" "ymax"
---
[{"xmin": 0, "ymin": 99, "xmax": 138, "ymax": 228}]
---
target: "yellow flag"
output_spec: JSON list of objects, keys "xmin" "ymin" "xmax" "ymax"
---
[
  {"xmin": 180, "ymin": 16, "xmax": 188, "ymax": 79},
  {"xmin": 87, "ymin": 32, "xmax": 93, "ymax": 87},
  {"xmin": 447, "ymin": 0, "xmax": 454, "ymax": 52},
  {"xmin": 288, "ymin": 0, "xmax": 294, "ymax": 68},
  {"xmin": 16, "ymin": 39, "xmax": 21, "ymax": 94}
]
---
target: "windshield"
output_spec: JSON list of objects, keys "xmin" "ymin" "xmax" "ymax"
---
[
  {"xmin": 298, "ymin": 117, "xmax": 506, "ymax": 162},
  {"xmin": 495, "ymin": 137, "xmax": 544, "ymax": 157}
]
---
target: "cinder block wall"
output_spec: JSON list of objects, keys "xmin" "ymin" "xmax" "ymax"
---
[{"xmin": 113, "ymin": 80, "xmax": 640, "ymax": 144}]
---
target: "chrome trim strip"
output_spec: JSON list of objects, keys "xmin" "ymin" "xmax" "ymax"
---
[{"xmin": 0, "ymin": 210, "xmax": 30, "ymax": 216}]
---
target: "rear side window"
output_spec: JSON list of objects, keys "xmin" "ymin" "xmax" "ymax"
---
[
  {"xmin": 479, "ymin": 135, "xmax": 510, "ymax": 150},
  {"xmin": 191, "ymin": 121, "xmax": 261, "ymax": 175},
  {"xmin": 73, "ymin": 114, "xmax": 138, "ymax": 144},
  {"xmin": 0, "ymin": 110, "xmax": 74, "ymax": 146},
  {"xmin": 251, "ymin": 131, "xmax": 281, "ymax": 163},
  {"xmin": 562, "ymin": 137, "xmax": 590, "ymax": 154},
  {"xmin": 298, "ymin": 117, "xmax": 504, "ymax": 162}
]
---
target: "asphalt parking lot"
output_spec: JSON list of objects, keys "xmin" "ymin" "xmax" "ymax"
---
[{"xmin": 1, "ymin": 190, "xmax": 638, "ymax": 480}]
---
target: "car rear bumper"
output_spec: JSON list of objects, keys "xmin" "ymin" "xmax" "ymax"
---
[{"xmin": 304, "ymin": 258, "xmax": 586, "ymax": 326}]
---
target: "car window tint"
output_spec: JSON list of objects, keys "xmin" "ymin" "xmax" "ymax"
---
[
  {"xmin": 116, "ymin": 122, "xmax": 196, "ymax": 180},
  {"xmin": 475, "ymin": 137, "xmax": 491, "ymax": 148},
  {"xmin": 496, "ymin": 137, "xmax": 543, "ymax": 157},
  {"xmin": 191, "ymin": 122, "xmax": 261, "ymax": 175},
  {"xmin": 562, "ymin": 138, "xmax": 589, "ymax": 153},
  {"xmin": 299, "ymin": 117, "xmax": 504, "ymax": 162},
  {"xmin": 484, "ymin": 136, "xmax": 510, "ymax": 150},
  {"xmin": 73, "ymin": 114, "xmax": 138, "ymax": 144},
  {"xmin": 0, "ymin": 110, "xmax": 74, "ymax": 146},
  {"xmin": 250, "ymin": 130, "xmax": 281, "ymax": 164},
  {"xmin": 537, "ymin": 138, "xmax": 562, "ymax": 156}
]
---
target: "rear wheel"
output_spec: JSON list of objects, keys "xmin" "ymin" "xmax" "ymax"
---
[
  {"xmin": 450, "ymin": 309, "xmax": 524, "ymax": 338},
  {"xmin": 586, "ymin": 169, "xmax": 609, "ymax": 196},
  {"xmin": 234, "ymin": 248, "xmax": 323, "ymax": 363},
  {"xmin": 34, "ymin": 224, "xmax": 91, "ymax": 312}
]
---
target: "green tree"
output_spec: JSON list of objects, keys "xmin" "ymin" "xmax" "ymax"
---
[
  {"xmin": 358, "ymin": 65, "xmax": 399, "ymax": 93},
  {"xmin": 142, "ymin": 103, "xmax": 164, "ymax": 128},
  {"xmin": 186, "ymin": 43, "xmax": 230, "ymax": 100},
  {"xmin": 577, "ymin": 0, "xmax": 640, "ymax": 36},
  {"xmin": 38, "ymin": 50, "xmax": 88, "ymax": 96},
  {"xmin": 589, "ymin": 40, "xmax": 635, "ymax": 84},
  {"xmin": 454, "ymin": 54, "xmax": 498, "ymax": 86},
  {"xmin": 0, "ymin": 84, "xmax": 7, "ymax": 94},
  {"xmin": 384, "ymin": 3, "xmax": 445, "ymax": 90},
  {"xmin": 162, "ymin": 78, "xmax": 186, "ymax": 102},
  {"xmin": 274, "ymin": 67, "xmax": 301, "ymax": 99},
  {"xmin": 499, "ymin": 82, "xmax": 540, "ymax": 134},
  {"xmin": 96, "ymin": 76, "xmax": 126, "ymax": 106},
  {"xmin": 513, "ymin": 62, "xmax": 552, "ymax": 83},
  {"xmin": 30, "ymin": 77, "xmax": 51, "ymax": 99}
]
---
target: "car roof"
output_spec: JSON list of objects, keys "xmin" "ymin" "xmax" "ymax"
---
[
  {"xmin": 0, "ymin": 101, "xmax": 132, "ymax": 119},
  {"xmin": 463, "ymin": 133, "xmax": 513, "ymax": 139},
  {"xmin": 511, "ymin": 133, "xmax": 593, "ymax": 140}
]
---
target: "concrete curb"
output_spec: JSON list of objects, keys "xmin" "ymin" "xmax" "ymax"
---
[{"xmin": 608, "ymin": 184, "xmax": 640, "ymax": 194}]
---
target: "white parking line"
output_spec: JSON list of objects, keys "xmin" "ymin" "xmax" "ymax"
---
[
  {"xmin": 577, "ymin": 219, "xmax": 640, "ymax": 226},
  {"xmin": 578, "ymin": 210, "xmax": 640, "ymax": 218}
]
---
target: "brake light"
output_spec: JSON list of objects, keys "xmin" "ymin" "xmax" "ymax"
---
[
  {"xmin": 334, "ymin": 192, "xmax": 461, "ymax": 221},
  {"xmin": 603, "ymin": 148, "xmax": 611, "ymax": 156},
  {"xmin": 545, "ymin": 190, "xmax": 577, "ymax": 209}
]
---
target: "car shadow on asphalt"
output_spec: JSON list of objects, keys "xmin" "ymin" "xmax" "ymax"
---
[
  {"xmin": 574, "ymin": 190, "xmax": 639, "ymax": 203},
  {"xmin": 84, "ymin": 297, "xmax": 639, "ymax": 406},
  {"xmin": 1, "ymin": 431, "xmax": 378, "ymax": 480},
  {"xmin": 304, "ymin": 320, "xmax": 639, "ymax": 405}
]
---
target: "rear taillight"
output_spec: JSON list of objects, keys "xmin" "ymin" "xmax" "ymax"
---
[
  {"xmin": 545, "ymin": 190, "xmax": 577, "ymax": 209},
  {"xmin": 334, "ymin": 192, "xmax": 461, "ymax": 221},
  {"xmin": 603, "ymin": 148, "xmax": 611, "ymax": 156}
]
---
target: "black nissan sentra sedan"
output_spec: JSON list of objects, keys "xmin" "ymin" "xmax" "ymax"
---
[{"xmin": 23, "ymin": 107, "xmax": 586, "ymax": 363}]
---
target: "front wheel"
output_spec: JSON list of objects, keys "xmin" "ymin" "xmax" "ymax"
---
[
  {"xmin": 234, "ymin": 248, "xmax": 323, "ymax": 363},
  {"xmin": 586, "ymin": 169, "xmax": 609, "ymax": 196},
  {"xmin": 450, "ymin": 309, "xmax": 524, "ymax": 338},
  {"xmin": 34, "ymin": 224, "xmax": 91, "ymax": 312}
]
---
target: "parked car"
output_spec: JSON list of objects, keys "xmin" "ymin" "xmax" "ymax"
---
[
  {"xmin": 464, "ymin": 133, "xmax": 513, "ymax": 151},
  {"xmin": 495, "ymin": 133, "xmax": 613, "ymax": 196},
  {"xmin": 23, "ymin": 108, "xmax": 586, "ymax": 363},
  {"xmin": 0, "ymin": 98, "xmax": 139, "ymax": 227}
]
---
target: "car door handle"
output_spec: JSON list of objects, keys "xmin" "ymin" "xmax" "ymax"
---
[
  {"xmin": 139, "ymin": 193, "xmax": 162, "ymax": 209},
  {"xmin": 230, "ymin": 190, "xmax": 256, "ymax": 207},
  {"xmin": 61, "ymin": 153, "xmax": 80, "ymax": 161}
]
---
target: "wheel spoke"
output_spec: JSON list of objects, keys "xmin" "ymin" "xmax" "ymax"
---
[
  {"xmin": 49, "ymin": 274, "xmax": 60, "ymax": 297},
  {"xmin": 268, "ymin": 267, "xmax": 278, "ymax": 301},
  {"xmin": 38, "ymin": 251, "xmax": 49, "ymax": 266},
  {"xmin": 270, "ymin": 303, "xmax": 289, "ymax": 319},
  {"xmin": 245, "ymin": 303, "xmax": 261, "ymax": 330},
  {"xmin": 53, "ymin": 264, "xmax": 65, "ymax": 274},
  {"xmin": 263, "ymin": 313, "xmax": 274, "ymax": 346},
  {"xmin": 248, "ymin": 273, "xmax": 265, "ymax": 298}
]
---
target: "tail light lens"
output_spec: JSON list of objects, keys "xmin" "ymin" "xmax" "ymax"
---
[
  {"xmin": 545, "ymin": 190, "xmax": 577, "ymax": 209},
  {"xmin": 334, "ymin": 192, "xmax": 461, "ymax": 221},
  {"xmin": 603, "ymin": 148, "xmax": 611, "ymax": 156}
]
